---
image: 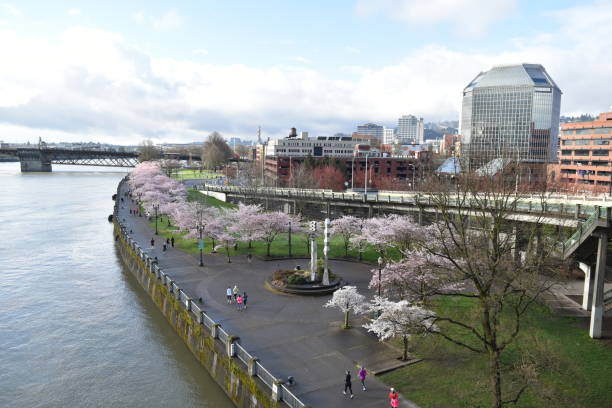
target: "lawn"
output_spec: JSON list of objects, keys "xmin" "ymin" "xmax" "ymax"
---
[
  {"xmin": 380, "ymin": 296, "xmax": 612, "ymax": 408},
  {"xmin": 172, "ymin": 168, "xmax": 223, "ymax": 180}
]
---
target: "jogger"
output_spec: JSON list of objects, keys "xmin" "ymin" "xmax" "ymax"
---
[
  {"xmin": 358, "ymin": 366, "xmax": 367, "ymax": 391},
  {"xmin": 343, "ymin": 370, "xmax": 354, "ymax": 399}
]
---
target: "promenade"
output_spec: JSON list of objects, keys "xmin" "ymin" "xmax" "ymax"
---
[{"xmin": 116, "ymin": 183, "xmax": 420, "ymax": 408}]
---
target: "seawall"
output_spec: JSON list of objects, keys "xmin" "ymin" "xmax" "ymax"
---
[{"xmin": 113, "ymin": 179, "xmax": 289, "ymax": 408}]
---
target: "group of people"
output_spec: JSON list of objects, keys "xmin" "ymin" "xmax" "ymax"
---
[
  {"xmin": 150, "ymin": 236, "xmax": 175, "ymax": 251},
  {"xmin": 226, "ymin": 285, "xmax": 248, "ymax": 310},
  {"xmin": 343, "ymin": 367, "xmax": 400, "ymax": 406}
]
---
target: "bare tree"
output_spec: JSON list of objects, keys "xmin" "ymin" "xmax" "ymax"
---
[
  {"xmin": 138, "ymin": 139, "xmax": 160, "ymax": 162},
  {"xmin": 416, "ymin": 172, "xmax": 570, "ymax": 408},
  {"xmin": 202, "ymin": 132, "xmax": 233, "ymax": 169},
  {"xmin": 234, "ymin": 144, "xmax": 251, "ymax": 159}
]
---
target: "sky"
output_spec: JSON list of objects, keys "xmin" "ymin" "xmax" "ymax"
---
[{"xmin": 0, "ymin": 0, "xmax": 611, "ymax": 145}]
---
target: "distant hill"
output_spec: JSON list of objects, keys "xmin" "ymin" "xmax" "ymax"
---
[{"xmin": 424, "ymin": 120, "xmax": 459, "ymax": 139}]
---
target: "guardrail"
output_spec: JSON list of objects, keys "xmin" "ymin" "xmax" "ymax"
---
[
  {"xmin": 114, "ymin": 177, "xmax": 306, "ymax": 408},
  {"xmin": 201, "ymin": 184, "xmax": 604, "ymax": 220}
]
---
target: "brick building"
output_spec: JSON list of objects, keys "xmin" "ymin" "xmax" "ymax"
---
[{"xmin": 556, "ymin": 111, "xmax": 612, "ymax": 193}]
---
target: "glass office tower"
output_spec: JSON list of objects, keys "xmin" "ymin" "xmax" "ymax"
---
[{"xmin": 461, "ymin": 64, "xmax": 562, "ymax": 170}]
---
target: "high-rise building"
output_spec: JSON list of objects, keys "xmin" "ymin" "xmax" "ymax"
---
[
  {"xmin": 356, "ymin": 123, "xmax": 384, "ymax": 141},
  {"xmin": 396, "ymin": 115, "xmax": 424, "ymax": 144},
  {"xmin": 383, "ymin": 127, "xmax": 396, "ymax": 145},
  {"xmin": 461, "ymin": 63, "xmax": 562, "ymax": 170}
]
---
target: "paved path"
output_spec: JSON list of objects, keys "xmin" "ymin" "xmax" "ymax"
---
[{"xmin": 117, "ymin": 185, "xmax": 419, "ymax": 408}]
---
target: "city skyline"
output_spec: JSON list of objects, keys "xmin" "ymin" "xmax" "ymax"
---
[{"xmin": 0, "ymin": 1, "xmax": 611, "ymax": 144}]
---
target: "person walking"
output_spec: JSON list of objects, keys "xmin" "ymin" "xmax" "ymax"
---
[
  {"xmin": 343, "ymin": 370, "xmax": 354, "ymax": 399},
  {"xmin": 162, "ymin": 243, "xmax": 167, "ymax": 252},
  {"xmin": 242, "ymin": 292, "xmax": 248, "ymax": 309},
  {"xmin": 232, "ymin": 285, "xmax": 239, "ymax": 301},
  {"xmin": 226, "ymin": 287, "xmax": 233, "ymax": 304},
  {"xmin": 166, "ymin": 238, "xmax": 170, "ymax": 245},
  {"xmin": 389, "ymin": 388, "xmax": 399, "ymax": 407},
  {"xmin": 247, "ymin": 253, "xmax": 252, "ymax": 264},
  {"xmin": 150, "ymin": 238, "xmax": 155, "ymax": 247},
  {"xmin": 171, "ymin": 237, "xmax": 175, "ymax": 247},
  {"xmin": 236, "ymin": 294, "xmax": 243, "ymax": 310},
  {"xmin": 358, "ymin": 366, "xmax": 367, "ymax": 391}
]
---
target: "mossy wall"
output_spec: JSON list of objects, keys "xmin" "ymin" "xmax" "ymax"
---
[{"xmin": 113, "ymin": 221, "xmax": 279, "ymax": 408}]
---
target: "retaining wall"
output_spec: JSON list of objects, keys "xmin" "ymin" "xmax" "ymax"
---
[{"xmin": 113, "ymin": 179, "xmax": 307, "ymax": 408}]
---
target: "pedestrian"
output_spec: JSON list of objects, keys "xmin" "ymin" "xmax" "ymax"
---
[
  {"xmin": 232, "ymin": 285, "xmax": 239, "ymax": 301},
  {"xmin": 150, "ymin": 238, "xmax": 155, "ymax": 247},
  {"xmin": 236, "ymin": 294, "xmax": 243, "ymax": 310},
  {"xmin": 226, "ymin": 287, "xmax": 233, "ymax": 304},
  {"xmin": 343, "ymin": 370, "xmax": 354, "ymax": 399},
  {"xmin": 389, "ymin": 388, "xmax": 399, "ymax": 407},
  {"xmin": 242, "ymin": 292, "xmax": 248, "ymax": 309},
  {"xmin": 247, "ymin": 253, "xmax": 252, "ymax": 264},
  {"xmin": 171, "ymin": 237, "xmax": 175, "ymax": 247},
  {"xmin": 166, "ymin": 238, "xmax": 170, "ymax": 245},
  {"xmin": 358, "ymin": 366, "xmax": 367, "ymax": 391},
  {"xmin": 162, "ymin": 243, "xmax": 167, "ymax": 252}
]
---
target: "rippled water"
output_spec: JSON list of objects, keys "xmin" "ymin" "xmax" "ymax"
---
[{"xmin": 0, "ymin": 163, "xmax": 232, "ymax": 408}]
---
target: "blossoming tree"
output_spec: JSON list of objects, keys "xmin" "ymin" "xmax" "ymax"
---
[
  {"xmin": 330, "ymin": 215, "xmax": 361, "ymax": 256},
  {"xmin": 324, "ymin": 285, "xmax": 365, "ymax": 329}
]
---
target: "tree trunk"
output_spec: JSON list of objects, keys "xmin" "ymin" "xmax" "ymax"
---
[
  {"xmin": 490, "ymin": 349, "xmax": 503, "ymax": 408},
  {"xmin": 226, "ymin": 248, "xmax": 231, "ymax": 263},
  {"xmin": 344, "ymin": 241, "xmax": 349, "ymax": 257},
  {"xmin": 344, "ymin": 310, "xmax": 350, "ymax": 329},
  {"xmin": 248, "ymin": 239, "xmax": 252, "ymax": 249},
  {"xmin": 402, "ymin": 336, "xmax": 408, "ymax": 361},
  {"xmin": 266, "ymin": 242, "xmax": 271, "ymax": 257}
]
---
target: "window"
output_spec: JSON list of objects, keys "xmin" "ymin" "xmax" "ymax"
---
[
  {"xmin": 561, "ymin": 160, "xmax": 571, "ymax": 164},
  {"xmin": 561, "ymin": 150, "xmax": 572, "ymax": 156},
  {"xmin": 592, "ymin": 150, "xmax": 609, "ymax": 156},
  {"xmin": 574, "ymin": 150, "xmax": 589, "ymax": 156}
]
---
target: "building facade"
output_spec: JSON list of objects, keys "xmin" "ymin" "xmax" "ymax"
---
[
  {"xmin": 383, "ymin": 127, "xmax": 396, "ymax": 145},
  {"xmin": 356, "ymin": 123, "xmax": 384, "ymax": 141},
  {"xmin": 556, "ymin": 111, "xmax": 612, "ymax": 192},
  {"xmin": 461, "ymin": 63, "xmax": 562, "ymax": 170},
  {"xmin": 396, "ymin": 115, "xmax": 424, "ymax": 144},
  {"xmin": 265, "ymin": 135, "xmax": 364, "ymax": 158}
]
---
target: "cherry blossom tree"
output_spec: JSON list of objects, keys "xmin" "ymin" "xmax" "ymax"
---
[
  {"xmin": 330, "ymin": 215, "xmax": 361, "ymax": 256},
  {"xmin": 215, "ymin": 231, "xmax": 237, "ymax": 263},
  {"xmin": 258, "ymin": 211, "xmax": 292, "ymax": 257},
  {"xmin": 369, "ymin": 251, "xmax": 464, "ymax": 305},
  {"xmin": 229, "ymin": 203, "xmax": 264, "ymax": 250},
  {"xmin": 364, "ymin": 297, "xmax": 437, "ymax": 361},
  {"xmin": 324, "ymin": 286, "xmax": 366, "ymax": 329},
  {"xmin": 350, "ymin": 214, "xmax": 420, "ymax": 259}
]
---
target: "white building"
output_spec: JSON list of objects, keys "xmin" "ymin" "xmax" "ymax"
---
[
  {"xmin": 383, "ymin": 127, "xmax": 396, "ymax": 145},
  {"xmin": 396, "ymin": 115, "xmax": 424, "ymax": 144},
  {"xmin": 266, "ymin": 133, "xmax": 366, "ymax": 158}
]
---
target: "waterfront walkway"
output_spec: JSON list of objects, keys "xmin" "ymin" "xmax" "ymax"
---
[{"xmin": 116, "ymin": 185, "xmax": 420, "ymax": 408}]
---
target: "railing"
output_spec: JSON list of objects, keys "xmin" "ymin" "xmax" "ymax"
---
[
  {"xmin": 114, "ymin": 178, "xmax": 306, "ymax": 408},
  {"xmin": 201, "ymin": 184, "xmax": 607, "ymax": 220},
  {"xmin": 559, "ymin": 206, "xmax": 611, "ymax": 255}
]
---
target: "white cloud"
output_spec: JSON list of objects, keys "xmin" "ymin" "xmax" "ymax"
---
[
  {"xmin": 152, "ymin": 9, "xmax": 182, "ymax": 32},
  {"xmin": 290, "ymin": 56, "xmax": 311, "ymax": 64},
  {"xmin": 68, "ymin": 8, "xmax": 81, "ymax": 17},
  {"xmin": 192, "ymin": 49, "xmax": 209, "ymax": 56},
  {"xmin": 133, "ymin": 10, "xmax": 145, "ymax": 24},
  {"xmin": 0, "ymin": 3, "xmax": 20, "ymax": 16},
  {"xmin": 0, "ymin": 1, "xmax": 611, "ymax": 144},
  {"xmin": 355, "ymin": 0, "xmax": 516, "ymax": 35}
]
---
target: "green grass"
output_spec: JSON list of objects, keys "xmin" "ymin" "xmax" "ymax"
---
[
  {"xmin": 187, "ymin": 189, "xmax": 236, "ymax": 209},
  {"xmin": 171, "ymin": 168, "xmax": 223, "ymax": 180},
  {"xmin": 380, "ymin": 297, "xmax": 612, "ymax": 408}
]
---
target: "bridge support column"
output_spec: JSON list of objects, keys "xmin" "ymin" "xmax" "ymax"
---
[
  {"xmin": 417, "ymin": 208, "xmax": 423, "ymax": 226},
  {"xmin": 293, "ymin": 200, "xmax": 298, "ymax": 215},
  {"xmin": 589, "ymin": 231, "xmax": 607, "ymax": 338},
  {"xmin": 578, "ymin": 262, "xmax": 594, "ymax": 311},
  {"xmin": 326, "ymin": 202, "xmax": 331, "ymax": 217},
  {"xmin": 368, "ymin": 205, "xmax": 373, "ymax": 218},
  {"xmin": 20, "ymin": 151, "xmax": 51, "ymax": 172}
]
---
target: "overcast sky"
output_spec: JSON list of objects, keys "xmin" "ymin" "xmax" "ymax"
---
[{"xmin": 1, "ymin": 0, "xmax": 611, "ymax": 145}]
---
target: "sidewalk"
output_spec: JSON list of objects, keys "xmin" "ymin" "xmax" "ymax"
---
[{"xmin": 117, "ymin": 184, "xmax": 420, "ymax": 408}]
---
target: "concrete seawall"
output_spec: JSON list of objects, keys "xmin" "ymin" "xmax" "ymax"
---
[{"xmin": 113, "ymin": 181, "xmax": 281, "ymax": 408}]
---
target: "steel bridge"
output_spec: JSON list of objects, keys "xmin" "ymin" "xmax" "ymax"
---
[{"xmin": 0, "ymin": 148, "xmax": 140, "ymax": 172}]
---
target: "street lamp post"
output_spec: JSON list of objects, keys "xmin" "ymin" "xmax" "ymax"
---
[
  {"xmin": 288, "ymin": 221, "xmax": 292, "ymax": 257},
  {"xmin": 377, "ymin": 256, "xmax": 383, "ymax": 316},
  {"xmin": 198, "ymin": 224, "xmax": 204, "ymax": 267},
  {"xmin": 154, "ymin": 204, "xmax": 159, "ymax": 235}
]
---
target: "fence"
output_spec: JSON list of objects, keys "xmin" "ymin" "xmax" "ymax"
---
[{"xmin": 114, "ymin": 178, "xmax": 306, "ymax": 408}]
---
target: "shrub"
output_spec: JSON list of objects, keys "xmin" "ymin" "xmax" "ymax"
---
[{"xmin": 287, "ymin": 274, "xmax": 308, "ymax": 285}]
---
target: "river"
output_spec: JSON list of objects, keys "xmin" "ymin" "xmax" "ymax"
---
[{"xmin": 0, "ymin": 163, "xmax": 233, "ymax": 408}]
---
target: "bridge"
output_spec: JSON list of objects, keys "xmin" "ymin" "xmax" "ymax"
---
[
  {"xmin": 199, "ymin": 184, "xmax": 612, "ymax": 339},
  {"xmin": 0, "ymin": 147, "xmax": 140, "ymax": 172}
]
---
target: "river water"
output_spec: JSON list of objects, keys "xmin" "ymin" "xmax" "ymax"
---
[{"xmin": 0, "ymin": 163, "xmax": 232, "ymax": 408}]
